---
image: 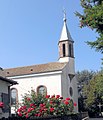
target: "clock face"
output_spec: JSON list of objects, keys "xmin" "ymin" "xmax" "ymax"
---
[{"xmin": 38, "ymin": 86, "xmax": 46, "ymax": 95}]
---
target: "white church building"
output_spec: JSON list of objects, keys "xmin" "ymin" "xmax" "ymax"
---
[{"xmin": 5, "ymin": 14, "xmax": 78, "ymax": 112}]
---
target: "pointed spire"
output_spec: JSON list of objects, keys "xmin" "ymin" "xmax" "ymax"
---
[{"xmin": 59, "ymin": 10, "xmax": 73, "ymax": 41}]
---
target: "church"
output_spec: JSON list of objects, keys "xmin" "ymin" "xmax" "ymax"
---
[{"xmin": 5, "ymin": 13, "xmax": 78, "ymax": 112}]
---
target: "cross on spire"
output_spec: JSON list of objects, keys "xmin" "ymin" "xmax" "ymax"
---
[{"xmin": 63, "ymin": 9, "xmax": 66, "ymax": 22}]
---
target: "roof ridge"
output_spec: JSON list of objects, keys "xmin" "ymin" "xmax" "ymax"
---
[{"xmin": 4, "ymin": 62, "xmax": 67, "ymax": 70}]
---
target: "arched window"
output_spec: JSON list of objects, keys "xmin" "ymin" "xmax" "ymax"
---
[
  {"xmin": 62, "ymin": 44, "xmax": 66, "ymax": 57},
  {"xmin": 69, "ymin": 87, "xmax": 73, "ymax": 97},
  {"xmin": 69, "ymin": 44, "xmax": 72, "ymax": 57},
  {"xmin": 37, "ymin": 85, "xmax": 47, "ymax": 96},
  {"xmin": 11, "ymin": 88, "xmax": 18, "ymax": 105}
]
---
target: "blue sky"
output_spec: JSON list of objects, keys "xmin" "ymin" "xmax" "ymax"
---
[{"xmin": 0, "ymin": 0, "xmax": 102, "ymax": 71}]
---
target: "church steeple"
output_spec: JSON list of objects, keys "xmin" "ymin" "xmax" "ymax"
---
[
  {"xmin": 58, "ymin": 11, "xmax": 74, "ymax": 62},
  {"xmin": 59, "ymin": 11, "xmax": 73, "ymax": 42}
]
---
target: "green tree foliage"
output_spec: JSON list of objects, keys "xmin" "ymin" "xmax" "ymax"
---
[
  {"xmin": 83, "ymin": 70, "xmax": 103, "ymax": 114},
  {"xmin": 77, "ymin": 70, "xmax": 95, "ymax": 96},
  {"xmin": 76, "ymin": 0, "xmax": 103, "ymax": 54},
  {"xmin": 76, "ymin": 70, "xmax": 95, "ymax": 111},
  {"xmin": 77, "ymin": 70, "xmax": 95, "ymax": 84}
]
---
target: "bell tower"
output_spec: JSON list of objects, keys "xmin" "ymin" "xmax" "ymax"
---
[{"xmin": 58, "ymin": 11, "xmax": 74, "ymax": 62}]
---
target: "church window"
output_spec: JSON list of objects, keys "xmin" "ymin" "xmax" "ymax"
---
[
  {"xmin": 11, "ymin": 88, "xmax": 18, "ymax": 105},
  {"xmin": 68, "ymin": 74, "xmax": 75, "ymax": 82},
  {"xmin": 69, "ymin": 44, "xmax": 72, "ymax": 57},
  {"xmin": 37, "ymin": 85, "xmax": 47, "ymax": 96},
  {"xmin": 62, "ymin": 44, "xmax": 66, "ymax": 57},
  {"xmin": 69, "ymin": 87, "xmax": 73, "ymax": 97}
]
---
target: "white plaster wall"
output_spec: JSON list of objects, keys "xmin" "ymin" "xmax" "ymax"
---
[
  {"xmin": 61, "ymin": 65, "xmax": 69, "ymax": 99},
  {"xmin": 68, "ymin": 58, "xmax": 78, "ymax": 112},
  {"xmin": 59, "ymin": 57, "xmax": 69, "ymax": 63},
  {"xmin": 68, "ymin": 58, "xmax": 75, "ymax": 73},
  {"xmin": 0, "ymin": 80, "xmax": 9, "ymax": 118},
  {"xmin": 61, "ymin": 62, "xmax": 78, "ymax": 112},
  {"xmin": 10, "ymin": 72, "xmax": 62, "ymax": 103},
  {"xmin": 59, "ymin": 57, "xmax": 75, "ymax": 74},
  {"xmin": 70, "ymin": 76, "xmax": 78, "ymax": 112},
  {"xmin": 0, "ymin": 81, "xmax": 9, "ymax": 94}
]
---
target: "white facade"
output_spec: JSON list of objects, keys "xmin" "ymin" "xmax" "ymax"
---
[
  {"xmin": 9, "ymin": 71, "xmax": 62, "ymax": 103},
  {"xmin": 8, "ymin": 61, "xmax": 78, "ymax": 113}
]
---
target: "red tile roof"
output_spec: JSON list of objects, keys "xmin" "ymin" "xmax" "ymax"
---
[{"xmin": 5, "ymin": 62, "xmax": 67, "ymax": 77}]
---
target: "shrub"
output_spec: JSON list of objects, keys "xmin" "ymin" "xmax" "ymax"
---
[{"xmin": 17, "ymin": 90, "xmax": 77, "ymax": 118}]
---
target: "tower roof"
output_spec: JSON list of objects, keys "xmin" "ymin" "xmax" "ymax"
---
[{"xmin": 59, "ymin": 11, "xmax": 73, "ymax": 42}]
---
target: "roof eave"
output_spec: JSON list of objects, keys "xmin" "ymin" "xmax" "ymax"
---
[
  {"xmin": 7, "ymin": 69, "xmax": 64, "ymax": 79},
  {"xmin": 0, "ymin": 76, "xmax": 18, "ymax": 85}
]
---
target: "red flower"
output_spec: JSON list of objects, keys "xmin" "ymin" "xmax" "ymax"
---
[
  {"xmin": 39, "ymin": 109, "xmax": 43, "ymax": 113},
  {"xmin": 60, "ymin": 96, "xmax": 63, "ymax": 99},
  {"xmin": 18, "ymin": 113, "xmax": 22, "ymax": 116},
  {"xmin": 17, "ymin": 108, "xmax": 21, "ymax": 112},
  {"xmin": 43, "ymin": 103, "xmax": 45, "ymax": 106},
  {"xmin": 50, "ymin": 101, "xmax": 53, "ymax": 104},
  {"xmin": 64, "ymin": 100, "xmax": 69, "ymax": 105},
  {"xmin": 27, "ymin": 108, "xmax": 34, "ymax": 113},
  {"xmin": 40, "ymin": 104, "xmax": 44, "ymax": 107},
  {"xmin": 44, "ymin": 108, "xmax": 47, "ymax": 112},
  {"xmin": 66, "ymin": 97, "xmax": 70, "ymax": 101},
  {"xmin": 0, "ymin": 102, "xmax": 4, "ymax": 108},
  {"xmin": 30, "ymin": 103, "xmax": 35, "ymax": 107},
  {"xmin": 22, "ymin": 106, "xmax": 26, "ymax": 109},
  {"xmin": 17, "ymin": 94, "xmax": 76, "ymax": 117},
  {"xmin": 51, "ymin": 95, "xmax": 55, "ymax": 98},
  {"xmin": 46, "ymin": 95, "xmax": 50, "ymax": 98},
  {"xmin": 74, "ymin": 102, "xmax": 77, "ymax": 107},
  {"xmin": 24, "ymin": 112, "xmax": 27, "ymax": 115},
  {"xmin": 50, "ymin": 107, "xmax": 54, "ymax": 112},
  {"xmin": 56, "ymin": 95, "xmax": 60, "ymax": 99},
  {"xmin": 25, "ymin": 113, "xmax": 29, "ymax": 118},
  {"xmin": 37, "ymin": 113, "xmax": 41, "ymax": 117},
  {"xmin": 26, "ymin": 97, "xmax": 31, "ymax": 101},
  {"xmin": 35, "ymin": 114, "xmax": 38, "ymax": 116}
]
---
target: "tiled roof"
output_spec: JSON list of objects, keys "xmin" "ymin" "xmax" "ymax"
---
[{"xmin": 5, "ymin": 62, "xmax": 67, "ymax": 77}]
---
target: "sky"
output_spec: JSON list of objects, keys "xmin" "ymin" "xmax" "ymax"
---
[{"xmin": 0, "ymin": 0, "xmax": 102, "ymax": 72}]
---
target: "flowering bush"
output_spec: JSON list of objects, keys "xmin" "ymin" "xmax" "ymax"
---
[
  {"xmin": 17, "ymin": 90, "xmax": 77, "ymax": 118},
  {"xmin": 0, "ymin": 102, "xmax": 4, "ymax": 108}
]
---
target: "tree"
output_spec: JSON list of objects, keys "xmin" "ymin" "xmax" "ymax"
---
[
  {"xmin": 77, "ymin": 70, "xmax": 95, "ymax": 95},
  {"xmin": 83, "ymin": 70, "xmax": 103, "ymax": 116},
  {"xmin": 76, "ymin": 70, "xmax": 95, "ymax": 111},
  {"xmin": 76, "ymin": 0, "xmax": 103, "ymax": 54}
]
